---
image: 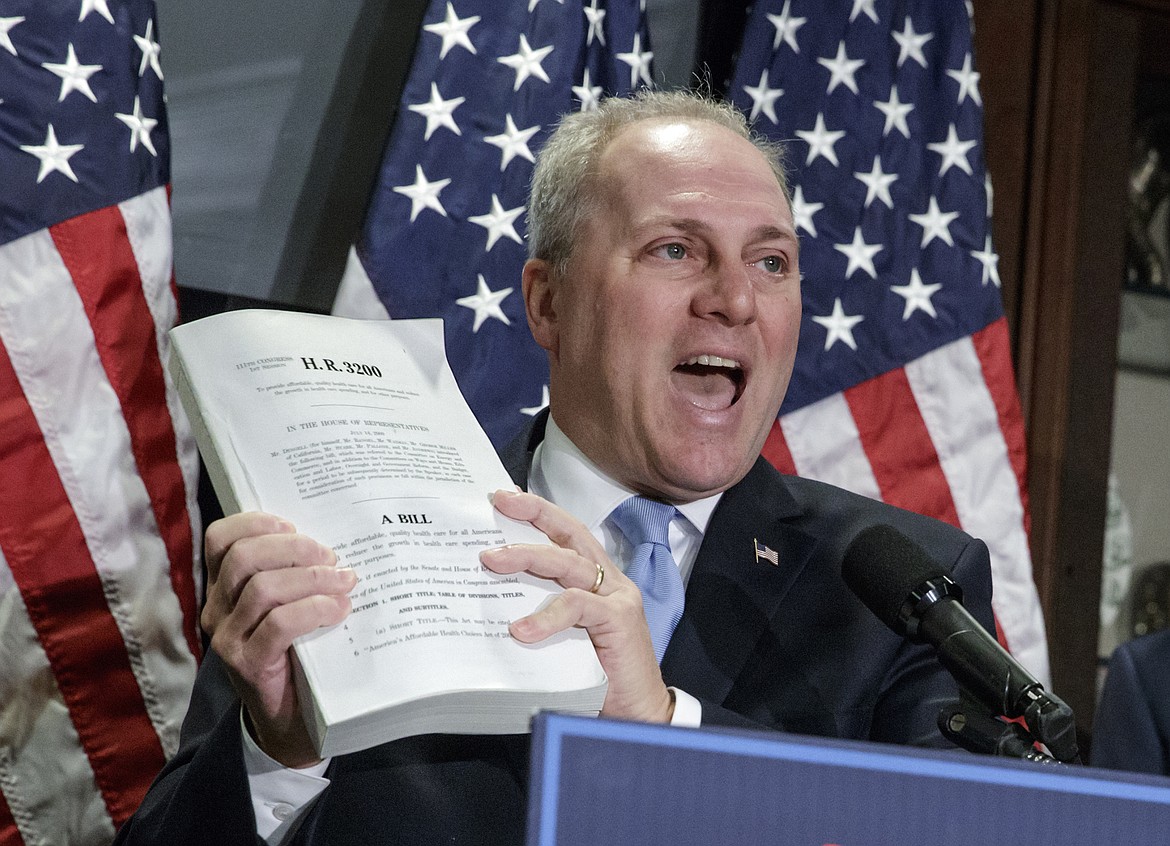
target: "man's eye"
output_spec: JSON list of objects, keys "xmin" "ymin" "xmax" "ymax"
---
[
  {"xmin": 755, "ymin": 255, "xmax": 786, "ymax": 273},
  {"xmin": 656, "ymin": 243, "xmax": 687, "ymax": 260}
]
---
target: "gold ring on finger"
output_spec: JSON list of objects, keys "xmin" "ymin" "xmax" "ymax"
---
[{"xmin": 589, "ymin": 561, "xmax": 605, "ymax": 594}]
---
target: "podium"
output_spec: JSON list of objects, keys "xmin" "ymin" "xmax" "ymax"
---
[{"xmin": 527, "ymin": 713, "xmax": 1170, "ymax": 845}]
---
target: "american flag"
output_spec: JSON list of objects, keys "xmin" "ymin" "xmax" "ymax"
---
[
  {"xmin": 731, "ymin": 0, "xmax": 1049, "ymax": 683},
  {"xmin": 332, "ymin": 0, "xmax": 1050, "ymax": 684},
  {"xmin": 332, "ymin": 0, "xmax": 653, "ymax": 443},
  {"xmin": 754, "ymin": 539, "xmax": 780, "ymax": 567},
  {"xmin": 0, "ymin": 2, "xmax": 200, "ymax": 843}
]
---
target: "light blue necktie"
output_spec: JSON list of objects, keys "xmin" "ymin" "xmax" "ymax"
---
[{"xmin": 610, "ymin": 496, "xmax": 684, "ymax": 664}]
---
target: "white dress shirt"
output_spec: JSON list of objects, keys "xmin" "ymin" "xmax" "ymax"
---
[{"xmin": 246, "ymin": 414, "xmax": 722, "ymax": 843}]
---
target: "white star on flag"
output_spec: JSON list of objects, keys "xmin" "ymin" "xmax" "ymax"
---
[
  {"xmin": 20, "ymin": 124, "xmax": 84, "ymax": 183},
  {"xmin": 790, "ymin": 186, "xmax": 823, "ymax": 237},
  {"xmin": 892, "ymin": 16, "xmax": 933, "ymax": 68},
  {"xmin": 483, "ymin": 114, "xmax": 539, "ymax": 170},
  {"xmin": 891, "ymin": 269, "xmax": 943, "ymax": 319},
  {"xmin": 743, "ymin": 69, "xmax": 782, "ymax": 124},
  {"xmin": 874, "ymin": 86, "xmax": 914, "ymax": 138},
  {"xmin": 584, "ymin": 0, "xmax": 606, "ymax": 47},
  {"xmin": 796, "ymin": 113, "xmax": 845, "ymax": 166},
  {"xmin": 572, "ymin": 68, "xmax": 603, "ymax": 111},
  {"xmin": 42, "ymin": 44, "xmax": 102, "ymax": 103},
  {"xmin": 456, "ymin": 274, "xmax": 513, "ymax": 332},
  {"xmin": 115, "ymin": 96, "xmax": 159, "ymax": 155},
  {"xmin": 767, "ymin": 1, "xmax": 806, "ymax": 53},
  {"xmin": 497, "ymin": 34, "xmax": 553, "ymax": 91},
  {"xmin": 616, "ymin": 32, "xmax": 653, "ymax": 88},
  {"xmin": 79, "ymin": 0, "xmax": 115, "ymax": 25},
  {"xmin": 854, "ymin": 156, "xmax": 898, "ymax": 209},
  {"xmin": 817, "ymin": 41, "xmax": 865, "ymax": 95},
  {"xmin": 812, "ymin": 298, "xmax": 864, "ymax": 351},
  {"xmin": 0, "ymin": 16, "xmax": 23, "ymax": 56},
  {"xmin": 947, "ymin": 53, "xmax": 982, "ymax": 106},
  {"xmin": 423, "ymin": 2, "xmax": 479, "ymax": 59},
  {"xmin": 408, "ymin": 83, "xmax": 464, "ymax": 140},
  {"xmin": 468, "ymin": 194, "xmax": 524, "ymax": 251},
  {"xmin": 393, "ymin": 165, "xmax": 450, "ymax": 222},
  {"xmin": 850, "ymin": 0, "xmax": 879, "ymax": 24},
  {"xmin": 909, "ymin": 196, "xmax": 960, "ymax": 248},
  {"xmin": 521, "ymin": 385, "xmax": 550, "ymax": 417},
  {"xmin": 971, "ymin": 235, "xmax": 1001, "ymax": 287},
  {"xmin": 133, "ymin": 18, "xmax": 162, "ymax": 79},
  {"xmin": 927, "ymin": 123, "xmax": 977, "ymax": 177},
  {"xmin": 834, "ymin": 226, "xmax": 883, "ymax": 279}
]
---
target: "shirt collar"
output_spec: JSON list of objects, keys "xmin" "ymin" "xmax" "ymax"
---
[{"xmin": 531, "ymin": 415, "xmax": 722, "ymax": 536}]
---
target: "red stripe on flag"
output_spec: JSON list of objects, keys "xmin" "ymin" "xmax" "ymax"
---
[
  {"xmin": 761, "ymin": 418, "xmax": 798, "ymax": 475},
  {"xmin": 50, "ymin": 209, "xmax": 200, "ymax": 660},
  {"xmin": 994, "ymin": 614, "xmax": 1014, "ymax": 653},
  {"xmin": 0, "ymin": 792, "xmax": 22, "ymax": 846},
  {"xmin": 0, "ymin": 341, "xmax": 165, "ymax": 827},
  {"xmin": 971, "ymin": 317, "xmax": 1032, "ymax": 537},
  {"xmin": 844, "ymin": 368, "xmax": 961, "ymax": 527}
]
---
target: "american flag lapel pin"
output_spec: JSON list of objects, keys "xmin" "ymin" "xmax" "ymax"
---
[{"xmin": 754, "ymin": 538, "xmax": 779, "ymax": 567}]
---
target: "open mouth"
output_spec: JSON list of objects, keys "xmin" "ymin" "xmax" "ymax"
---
[{"xmin": 672, "ymin": 354, "xmax": 745, "ymax": 411}]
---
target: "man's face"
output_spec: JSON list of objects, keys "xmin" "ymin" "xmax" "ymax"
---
[{"xmin": 524, "ymin": 118, "xmax": 801, "ymax": 503}]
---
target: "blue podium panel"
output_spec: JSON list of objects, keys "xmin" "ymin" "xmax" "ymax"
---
[{"xmin": 528, "ymin": 713, "xmax": 1170, "ymax": 846}]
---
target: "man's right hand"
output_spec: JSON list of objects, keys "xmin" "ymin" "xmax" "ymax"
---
[{"xmin": 202, "ymin": 512, "xmax": 356, "ymax": 768}]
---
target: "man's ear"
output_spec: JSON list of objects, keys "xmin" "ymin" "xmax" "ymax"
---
[{"xmin": 522, "ymin": 258, "xmax": 558, "ymax": 355}]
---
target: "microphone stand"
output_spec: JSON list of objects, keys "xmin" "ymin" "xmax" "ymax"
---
[{"xmin": 938, "ymin": 691, "xmax": 1081, "ymax": 765}]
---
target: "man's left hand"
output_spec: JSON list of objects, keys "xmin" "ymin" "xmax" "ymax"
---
[{"xmin": 481, "ymin": 489, "xmax": 675, "ymax": 724}]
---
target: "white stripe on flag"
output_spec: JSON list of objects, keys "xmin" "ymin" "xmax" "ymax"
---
[
  {"xmin": 0, "ymin": 228, "xmax": 196, "ymax": 757},
  {"xmin": 905, "ymin": 337, "xmax": 1051, "ymax": 686},
  {"xmin": 0, "ymin": 548, "xmax": 116, "ymax": 846},
  {"xmin": 122, "ymin": 188, "xmax": 204, "ymax": 609},
  {"xmin": 333, "ymin": 246, "xmax": 391, "ymax": 320},
  {"xmin": 780, "ymin": 392, "xmax": 883, "ymax": 501}
]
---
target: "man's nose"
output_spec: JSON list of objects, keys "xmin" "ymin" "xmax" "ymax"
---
[{"xmin": 692, "ymin": 261, "xmax": 758, "ymax": 325}]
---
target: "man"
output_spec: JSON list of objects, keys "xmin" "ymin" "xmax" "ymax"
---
[
  {"xmin": 117, "ymin": 91, "xmax": 994, "ymax": 845},
  {"xmin": 1092, "ymin": 628, "xmax": 1170, "ymax": 776}
]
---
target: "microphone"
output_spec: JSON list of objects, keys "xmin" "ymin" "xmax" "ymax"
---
[{"xmin": 841, "ymin": 524, "xmax": 1079, "ymax": 763}]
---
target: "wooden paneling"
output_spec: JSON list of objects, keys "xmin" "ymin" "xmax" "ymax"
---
[
  {"xmin": 973, "ymin": 3, "xmax": 1039, "ymax": 339},
  {"xmin": 975, "ymin": 0, "xmax": 1170, "ymax": 737},
  {"xmin": 1030, "ymin": 2, "xmax": 1136, "ymax": 735}
]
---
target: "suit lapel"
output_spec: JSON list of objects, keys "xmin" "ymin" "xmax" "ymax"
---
[
  {"xmin": 661, "ymin": 459, "xmax": 819, "ymax": 705},
  {"xmin": 500, "ymin": 411, "xmax": 545, "ymax": 490},
  {"xmin": 502, "ymin": 419, "xmax": 820, "ymax": 708}
]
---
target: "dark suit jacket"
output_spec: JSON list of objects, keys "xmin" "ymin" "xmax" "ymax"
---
[
  {"xmin": 1091, "ymin": 628, "xmax": 1170, "ymax": 776},
  {"xmin": 116, "ymin": 414, "xmax": 994, "ymax": 845}
]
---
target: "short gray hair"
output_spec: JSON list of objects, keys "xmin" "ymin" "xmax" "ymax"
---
[{"xmin": 526, "ymin": 89, "xmax": 790, "ymax": 278}]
